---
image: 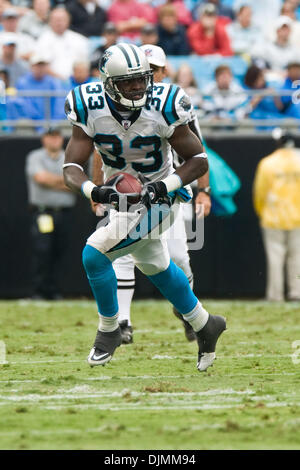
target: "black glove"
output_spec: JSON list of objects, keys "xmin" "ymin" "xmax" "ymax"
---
[
  {"xmin": 91, "ymin": 174, "xmax": 123, "ymax": 209},
  {"xmin": 140, "ymin": 180, "xmax": 169, "ymax": 208}
]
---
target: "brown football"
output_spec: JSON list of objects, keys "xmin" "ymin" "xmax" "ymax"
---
[{"xmin": 105, "ymin": 172, "xmax": 142, "ymax": 204}]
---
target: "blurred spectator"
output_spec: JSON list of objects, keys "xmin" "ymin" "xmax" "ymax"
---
[
  {"xmin": 0, "ymin": 66, "xmax": 26, "ymax": 129},
  {"xmin": 17, "ymin": 0, "xmax": 50, "ymax": 40},
  {"xmin": 268, "ymin": 1, "xmax": 300, "ymax": 47},
  {"xmin": 140, "ymin": 23, "xmax": 159, "ymax": 46},
  {"xmin": 0, "ymin": 33, "xmax": 29, "ymax": 86},
  {"xmin": 243, "ymin": 65, "xmax": 284, "ymax": 120},
  {"xmin": 251, "ymin": 16, "xmax": 299, "ymax": 74},
  {"xmin": 67, "ymin": 0, "xmax": 107, "ymax": 37},
  {"xmin": 192, "ymin": 0, "xmax": 234, "ymax": 23},
  {"xmin": 234, "ymin": 0, "xmax": 281, "ymax": 32},
  {"xmin": 226, "ymin": 4, "xmax": 262, "ymax": 56},
  {"xmin": 34, "ymin": 7, "xmax": 89, "ymax": 80},
  {"xmin": 160, "ymin": 0, "xmax": 193, "ymax": 27},
  {"xmin": 253, "ymin": 128, "xmax": 300, "ymax": 301},
  {"xmin": 0, "ymin": 8, "xmax": 35, "ymax": 59},
  {"xmin": 15, "ymin": 53, "xmax": 66, "ymax": 122},
  {"xmin": 25, "ymin": 127, "xmax": 77, "ymax": 300},
  {"xmin": 187, "ymin": 3, "xmax": 233, "ymax": 56},
  {"xmin": 90, "ymin": 22, "xmax": 118, "ymax": 76},
  {"xmin": 202, "ymin": 64, "xmax": 247, "ymax": 119},
  {"xmin": 68, "ymin": 60, "xmax": 95, "ymax": 88},
  {"xmin": 280, "ymin": 62, "xmax": 300, "ymax": 118},
  {"xmin": 174, "ymin": 63, "xmax": 201, "ymax": 108},
  {"xmin": 157, "ymin": 4, "xmax": 191, "ymax": 55},
  {"xmin": 108, "ymin": 0, "xmax": 156, "ymax": 40}
]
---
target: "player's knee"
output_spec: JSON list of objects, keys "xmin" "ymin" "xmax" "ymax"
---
[{"xmin": 82, "ymin": 244, "xmax": 111, "ymax": 277}]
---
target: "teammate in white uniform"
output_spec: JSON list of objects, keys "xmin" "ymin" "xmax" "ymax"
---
[
  {"xmin": 91, "ymin": 45, "xmax": 212, "ymax": 344},
  {"xmin": 63, "ymin": 43, "xmax": 226, "ymax": 372}
]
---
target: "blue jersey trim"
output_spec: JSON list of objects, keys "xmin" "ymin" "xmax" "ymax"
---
[
  {"xmin": 73, "ymin": 86, "xmax": 87, "ymax": 125},
  {"xmin": 162, "ymin": 85, "xmax": 180, "ymax": 126}
]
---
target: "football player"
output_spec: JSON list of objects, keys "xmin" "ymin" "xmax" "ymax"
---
[
  {"xmin": 63, "ymin": 43, "xmax": 226, "ymax": 372},
  {"xmin": 91, "ymin": 44, "xmax": 212, "ymax": 344}
]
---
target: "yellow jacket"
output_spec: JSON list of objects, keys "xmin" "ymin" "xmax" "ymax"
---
[{"xmin": 253, "ymin": 147, "xmax": 300, "ymax": 229}]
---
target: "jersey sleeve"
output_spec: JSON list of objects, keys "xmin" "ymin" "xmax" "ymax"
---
[
  {"xmin": 64, "ymin": 86, "xmax": 94, "ymax": 137},
  {"xmin": 160, "ymin": 85, "xmax": 194, "ymax": 139}
]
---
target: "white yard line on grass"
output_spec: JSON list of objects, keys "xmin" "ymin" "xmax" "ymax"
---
[
  {"xmin": 6, "ymin": 353, "xmax": 295, "ymax": 365},
  {"xmin": 33, "ymin": 401, "xmax": 295, "ymax": 411},
  {"xmin": 0, "ymin": 388, "xmax": 256, "ymax": 402},
  {"xmin": 0, "ymin": 371, "xmax": 297, "ymax": 385}
]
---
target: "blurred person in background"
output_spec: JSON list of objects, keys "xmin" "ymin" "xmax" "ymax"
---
[
  {"xmin": 107, "ymin": 0, "xmax": 156, "ymax": 40},
  {"xmin": 17, "ymin": 0, "xmax": 50, "ymax": 40},
  {"xmin": 157, "ymin": 4, "xmax": 191, "ymax": 55},
  {"xmin": 0, "ymin": 33, "xmax": 29, "ymax": 86},
  {"xmin": 89, "ymin": 22, "xmax": 118, "ymax": 76},
  {"xmin": 250, "ymin": 16, "xmax": 298, "ymax": 75},
  {"xmin": 159, "ymin": 0, "xmax": 193, "ymax": 28},
  {"xmin": 25, "ymin": 127, "xmax": 76, "ymax": 300},
  {"xmin": 279, "ymin": 62, "xmax": 300, "ymax": 119},
  {"xmin": 0, "ymin": 8, "xmax": 35, "ymax": 59},
  {"xmin": 226, "ymin": 4, "xmax": 262, "ymax": 57},
  {"xmin": 244, "ymin": 64, "xmax": 286, "ymax": 121},
  {"xmin": 202, "ymin": 64, "xmax": 247, "ymax": 119},
  {"xmin": 67, "ymin": 60, "xmax": 95, "ymax": 89},
  {"xmin": 253, "ymin": 128, "xmax": 300, "ymax": 302},
  {"xmin": 67, "ymin": 0, "xmax": 107, "ymax": 37},
  {"xmin": 15, "ymin": 53, "xmax": 66, "ymax": 123},
  {"xmin": 187, "ymin": 2, "xmax": 233, "ymax": 56},
  {"xmin": 140, "ymin": 23, "xmax": 159, "ymax": 46},
  {"xmin": 34, "ymin": 7, "xmax": 89, "ymax": 80},
  {"xmin": 173, "ymin": 63, "xmax": 201, "ymax": 109},
  {"xmin": 234, "ymin": 0, "xmax": 281, "ymax": 32},
  {"xmin": 191, "ymin": 0, "xmax": 234, "ymax": 23},
  {"xmin": 267, "ymin": 1, "xmax": 300, "ymax": 47}
]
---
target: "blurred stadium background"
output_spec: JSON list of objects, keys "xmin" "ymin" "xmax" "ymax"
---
[
  {"xmin": 1, "ymin": 0, "xmax": 300, "ymax": 451},
  {"xmin": 2, "ymin": 0, "xmax": 300, "ymax": 300}
]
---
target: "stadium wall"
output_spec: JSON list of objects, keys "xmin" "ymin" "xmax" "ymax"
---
[{"xmin": 0, "ymin": 134, "xmax": 295, "ymax": 299}]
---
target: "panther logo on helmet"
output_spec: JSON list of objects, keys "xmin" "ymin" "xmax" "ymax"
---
[{"xmin": 99, "ymin": 50, "xmax": 113, "ymax": 73}]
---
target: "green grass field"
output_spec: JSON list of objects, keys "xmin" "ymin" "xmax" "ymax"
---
[{"xmin": 0, "ymin": 299, "xmax": 300, "ymax": 450}]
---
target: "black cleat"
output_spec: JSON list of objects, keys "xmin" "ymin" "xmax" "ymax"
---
[
  {"xmin": 173, "ymin": 307, "xmax": 196, "ymax": 342},
  {"xmin": 195, "ymin": 314, "xmax": 226, "ymax": 372},
  {"xmin": 87, "ymin": 327, "xmax": 122, "ymax": 367},
  {"xmin": 119, "ymin": 320, "xmax": 133, "ymax": 344}
]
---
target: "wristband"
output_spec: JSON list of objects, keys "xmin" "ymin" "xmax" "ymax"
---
[
  {"xmin": 161, "ymin": 174, "xmax": 183, "ymax": 193},
  {"xmin": 193, "ymin": 152, "xmax": 208, "ymax": 159},
  {"xmin": 62, "ymin": 163, "xmax": 84, "ymax": 172},
  {"xmin": 81, "ymin": 180, "xmax": 96, "ymax": 199}
]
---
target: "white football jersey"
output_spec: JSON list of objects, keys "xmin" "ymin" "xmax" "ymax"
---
[{"xmin": 65, "ymin": 81, "xmax": 193, "ymax": 183}]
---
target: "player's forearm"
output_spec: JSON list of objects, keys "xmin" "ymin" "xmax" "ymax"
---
[
  {"xmin": 92, "ymin": 151, "xmax": 104, "ymax": 186},
  {"xmin": 175, "ymin": 157, "xmax": 209, "ymax": 186},
  {"xmin": 63, "ymin": 166, "xmax": 89, "ymax": 194},
  {"xmin": 63, "ymin": 127, "xmax": 94, "ymax": 194}
]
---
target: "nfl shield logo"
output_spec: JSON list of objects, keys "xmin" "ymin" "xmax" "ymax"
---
[{"xmin": 122, "ymin": 120, "xmax": 131, "ymax": 130}]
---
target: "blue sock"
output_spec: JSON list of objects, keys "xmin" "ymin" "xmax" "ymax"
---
[
  {"xmin": 82, "ymin": 245, "xmax": 118, "ymax": 317},
  {"xmin": 147, "ymin": 260, "xmax": 198, "ymax": 314}
]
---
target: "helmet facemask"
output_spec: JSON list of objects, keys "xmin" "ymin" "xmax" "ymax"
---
[{"xmin": 105, "ymin": 70, "xmax": 153, "ymax": 110}]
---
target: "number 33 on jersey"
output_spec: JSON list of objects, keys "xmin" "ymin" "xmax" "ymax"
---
[{"xmin": 65, "ymin": 81, "xmax": 193, "ymax": 183}]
